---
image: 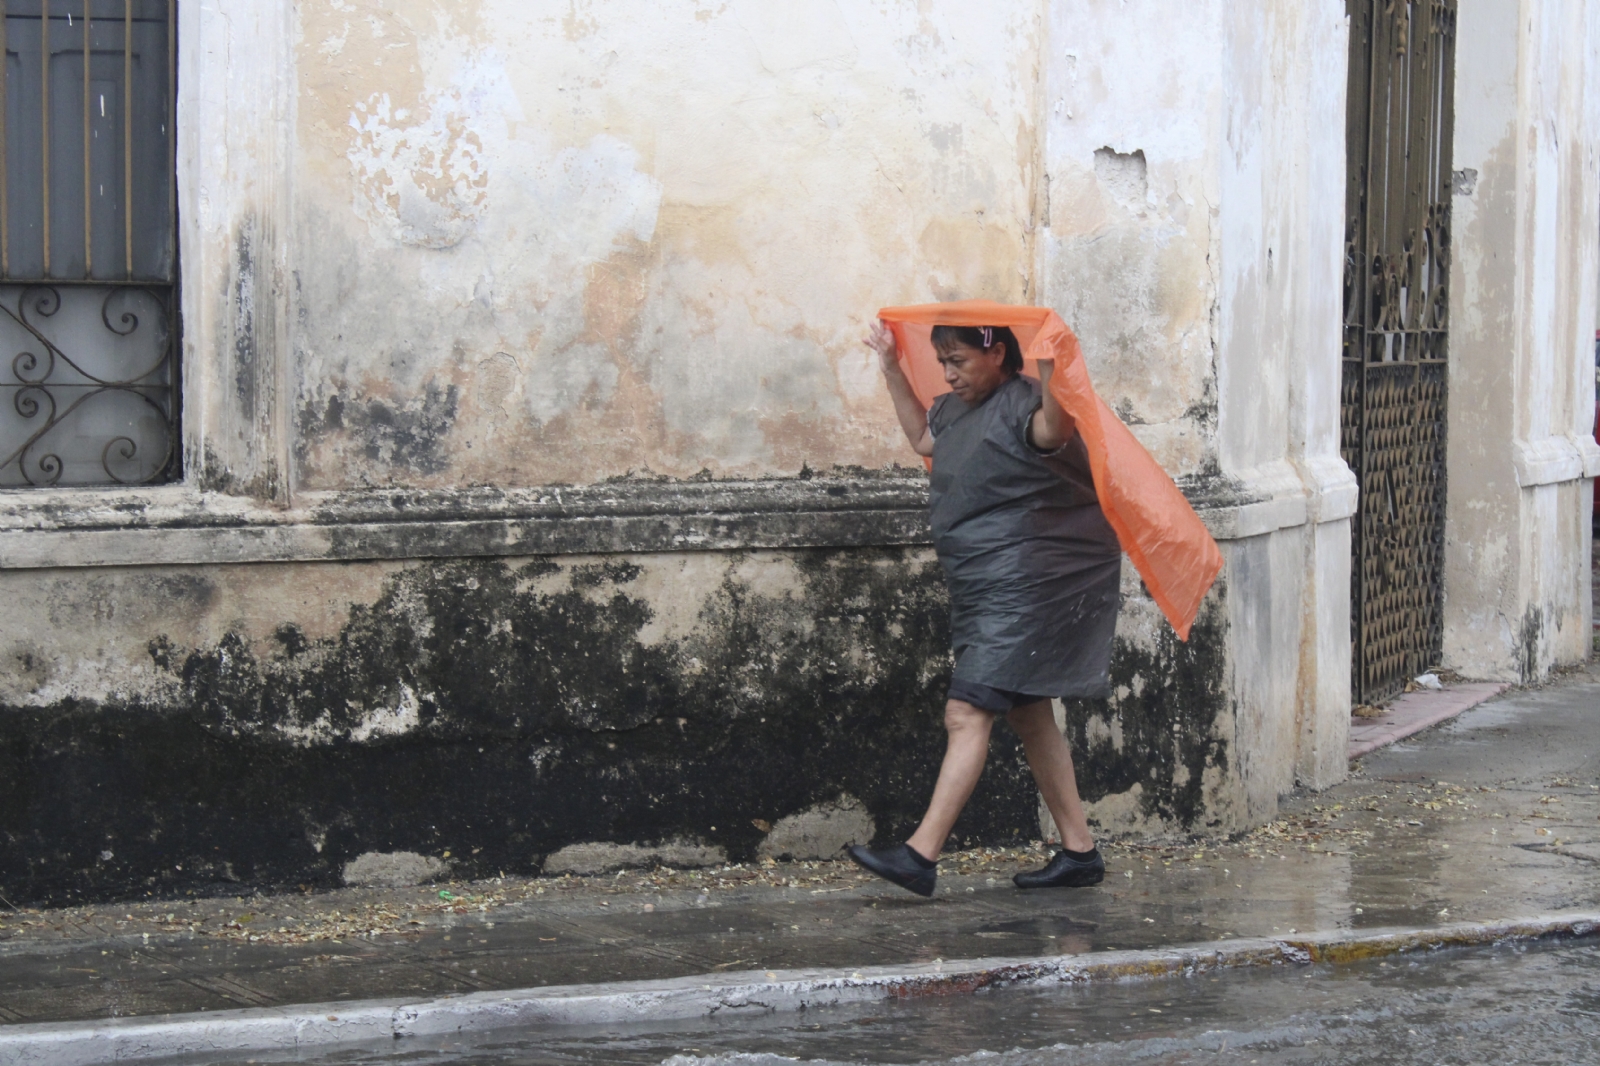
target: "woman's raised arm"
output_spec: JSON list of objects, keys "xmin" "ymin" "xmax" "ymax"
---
[
  {"xmin": 865, "ymin": 320, "xmax": 934, "ymax": 457},
  {"xmin": 1028, "ymin": 358, "xmax": 1077, "ymax": 452}
]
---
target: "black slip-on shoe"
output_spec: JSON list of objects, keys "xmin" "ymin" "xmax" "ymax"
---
[
  {"xmin": 846, "ymin": 843, "xmax": 937, "ymax": 897},
  {"xmin": 1013, "ymin": 848, "xmax": 1105, "ymax": 889}
]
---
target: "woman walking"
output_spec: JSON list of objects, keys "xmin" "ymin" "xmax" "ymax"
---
[
  {"xmin": 846, "ymin": 317, "xmax": 1122, "ymax": 896},
  {"xmin": 844, "ymin": 300, "xmax": 1216, "ymax": 896}
]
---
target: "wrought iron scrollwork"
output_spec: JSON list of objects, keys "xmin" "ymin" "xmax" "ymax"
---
[{"xmin": 0, "ymin": 284, "xmax": 177, "ymax": 487}]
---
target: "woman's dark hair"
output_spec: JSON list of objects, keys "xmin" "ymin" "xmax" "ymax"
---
[{"xmin": 931, "ymin": 324, "xmax": 1023, "ymax": 373}]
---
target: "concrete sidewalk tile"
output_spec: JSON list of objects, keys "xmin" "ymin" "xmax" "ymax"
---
[{"xmin": 1349, "ymin": 681, "xmax": 1510, "ymax": 759}]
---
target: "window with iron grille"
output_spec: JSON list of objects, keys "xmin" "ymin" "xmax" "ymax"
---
[{"xmin": 0, "ymin": 0, "xmax": 176, "ymax": 488}]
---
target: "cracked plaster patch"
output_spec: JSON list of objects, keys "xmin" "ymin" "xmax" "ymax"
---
[
  {"xmin": 543, "ymin": 840, "xmax": 728, "ymax": 876},
  {"xmin": 757, "ymin": 794, "xmax": 875, "ymax": 860},
  {"xmin": 342, "ymin": 850, "xmax": 450, "ymax": 887}
]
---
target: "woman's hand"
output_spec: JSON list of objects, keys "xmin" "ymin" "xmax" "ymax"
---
[
  {"xmin": 864, "ymin": 320, "xmax": 901, "ymax": 376},
  {"xmin": 866, "ymin": 318, "xmax": 933, "ymax": 456},
  {"xmin": 1029, "ymin": 358, "xmax": 1076, "ymax": 452}
]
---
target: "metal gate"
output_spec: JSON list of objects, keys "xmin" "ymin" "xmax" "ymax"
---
[{"xmin": 1341, "ymin": 0, "xmax": 1457, "ymax": 704}]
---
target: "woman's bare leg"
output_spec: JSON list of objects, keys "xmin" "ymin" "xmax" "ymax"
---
[
  {"xmin": 905, "ymin": 700, "xmax": 995, "ymax": 861},
  {"xmin": 1006, "ymin": 701, "xmax": 1096, "ymax": 853}
]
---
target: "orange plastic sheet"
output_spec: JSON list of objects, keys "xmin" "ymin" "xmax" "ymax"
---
[{"xmin": 878, "ymin": 300, "xmax": 1222, "ymax": 641}]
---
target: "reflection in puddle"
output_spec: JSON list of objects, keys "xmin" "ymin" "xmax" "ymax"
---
[{"xmin": 972, "ymin": 916, "xmax": 1097, "ymax": 938}]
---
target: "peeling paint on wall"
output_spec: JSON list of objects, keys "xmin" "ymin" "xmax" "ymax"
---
[
  {"xmin": 347, "ymin": 91, "xmax": 490, "ymax": 250},
  {"xmin": 290, "ymin": 0, "xmax": 1047, "ymax": 489}
]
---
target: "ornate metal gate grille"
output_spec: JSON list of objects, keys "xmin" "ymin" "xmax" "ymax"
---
[
  {"xmin": 0, "ymin": 0, "xmax": 177, "ymax": 488},
  {"xmin": 1341, "ymin": 0, "xmax": 1457, "ymax": 704}
]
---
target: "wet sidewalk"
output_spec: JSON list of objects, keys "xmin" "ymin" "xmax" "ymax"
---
[
  {"xmin": 2, "ymin": 662, "xmax": 1597, "ymax": 1031},
  {"xmin": 1346, "ymin": 680, "xmax": 1509, "ymax": 758}
]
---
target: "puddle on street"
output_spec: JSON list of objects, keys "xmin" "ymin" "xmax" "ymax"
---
[
  {"xmin": 972, "ymin": 916, "xmax": 1098, "ymax": 939},
  {"xmin": 186, "ymin": 936, "xmax": 1600, "ymax": 1066}
]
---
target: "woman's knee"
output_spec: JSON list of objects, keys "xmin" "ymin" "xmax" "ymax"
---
[
  {"xmin": 1005, "ymin": 701, "xmax": 1058, "ymax": 738},
  {"xmin": 944, "ymin": 699, "xmax": 996, "ymax": 735}
]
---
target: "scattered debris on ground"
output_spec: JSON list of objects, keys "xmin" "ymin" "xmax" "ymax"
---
[
  {"xmin": 0, "ymin": 846, "xmax": 1062, "ymax": 947},
  {"xmin": 3, "ymin": 768, "xmax": 1594, "ymax": 949}
]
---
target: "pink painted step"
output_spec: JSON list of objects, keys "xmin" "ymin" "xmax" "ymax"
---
[{"xmin": 1348, "ymin": 681, "xmax": 1510, "ymax": 760}]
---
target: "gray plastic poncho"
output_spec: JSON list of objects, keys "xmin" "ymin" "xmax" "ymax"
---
[{"xmin": 928, "ymin": 375, "xmax": 1122, "ymax": 698}]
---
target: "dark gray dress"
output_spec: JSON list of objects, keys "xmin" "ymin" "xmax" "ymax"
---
[{"xmin": 928, "ymin": 375, "xmax": 1122, "ymax": 699}]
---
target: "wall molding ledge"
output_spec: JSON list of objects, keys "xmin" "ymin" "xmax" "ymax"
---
[
  {"xmin": 1185, "ymin": 458, "xmax": 1358, "ymax": 542},
  {"xmin": 0, "ymin": 476, "xmax": 932, "ymax": 569},
  {"xmin": 1, "ymin": 463, "xmax": 1359, "ymax": 570},
  {"xmin": 1512, "ymin": 435, "xmax": 1600, "ymax": 487},
  {"xmin": 1295, "ymin": 454, "xmax": 1360, "ymax": 524},
  {"xmin": 1580, "ymin": 435, "xmax": 1600, "ymax": 479}
]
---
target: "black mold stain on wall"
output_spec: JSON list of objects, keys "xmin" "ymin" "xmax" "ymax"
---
[
  {"xmin": 296, "ymin": 381, "xmax": 461, "ymax": 477},
  {"xmin": 232, "ymin": 223, "xmax": 261, "ymax": 421},
  {"xmin": 1059, "ymin": 599, "xmax": 1229, "ymax": 832},
  {"xmin": 0, "ymin": 550, "xmax": 1044, "ymax": 906},
  {"xmin": 1515, "ymin": 604, "xmax": 1546, "ymax": 683}
]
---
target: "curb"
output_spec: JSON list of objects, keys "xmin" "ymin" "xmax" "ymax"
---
[{"xmin": 3, "ymin": 912, "xmax": 1596, "ymax": 1065}]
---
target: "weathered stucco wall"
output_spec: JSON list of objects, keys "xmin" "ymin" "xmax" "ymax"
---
[
  {"xmin": 1038, "ymin": 0, "xmax": 1355, "ymax": 824},
  {"xmin": 37, "ymin": 0, "xmax": 1600, "ymax": 907},
  {"xmin": 1, "ymin": 549, "xmax": 955, "ymax": 902},
  {"xmin": 1444, "ymin": 0, "xmax": 1600, "ymax": 680},
  {"xmin": 289, "ymin": 0, "xmax": 1045, "ymax": 489},
  {"xmin": 1036, "ymin": 0, "xmax": 1219, "ymax": 480},
  {"xmin": 1216, "ymin": 0, "xmax": 1354, "ymax": 796},
  {"xmin": 0, "ymin": 1, "xmax": 1258, "ymax": 907},
  {"xmin": 0, "ymin": 551, "xmax": 1226, "ymax": 906},
  {"xmin": 0, "ymin": 548, "xmax": 1242, "ymax": 905},
  {"xmin": 179, "ymin": 0, "xmax": 295, "ymax": 500},
  {"xmin": 1056, "ymin": 577, "xmax": 1235, "ymax": 838}
]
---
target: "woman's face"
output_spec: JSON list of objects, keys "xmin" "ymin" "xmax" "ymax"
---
[{"xmin": 937, "ymin": 342, "xmax": 1011, "ymax": 404}]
